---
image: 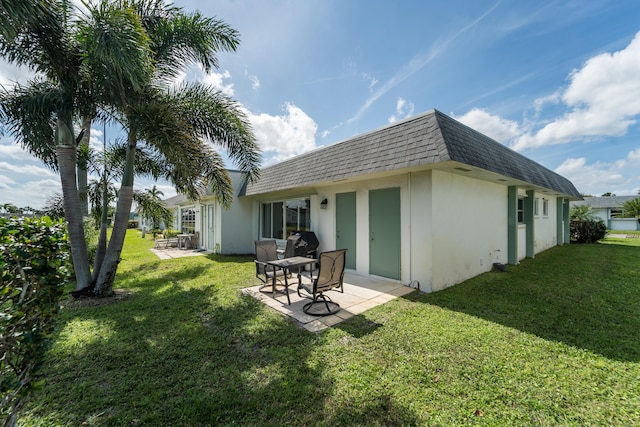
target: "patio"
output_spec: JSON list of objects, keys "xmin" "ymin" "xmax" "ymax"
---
[{"xmin": 241, "ymin": 272, "xmax": 416, "ymax": 332}]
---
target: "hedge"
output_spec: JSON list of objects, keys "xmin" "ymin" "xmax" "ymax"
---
[
  {"xmin": 0, "ymin": 217, "xmax": 70, "ymax": 426},
  {"xmin": 570, "ymin": 219, "xmax": 607, "ymax": 243}
]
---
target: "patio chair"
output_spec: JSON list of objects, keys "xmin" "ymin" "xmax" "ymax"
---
[
  {"xmin": 297, "ymin": 249, "xmax": 347, "ymax": 316},
  {"xmin": 254, "ymin": 239, "xmax": 288, "ymax": 286},
  {"xmin": 187, "ymin": 231, "xmax": 199, "ymax": 250}
]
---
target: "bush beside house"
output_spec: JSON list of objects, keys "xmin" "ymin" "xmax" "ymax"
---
[{"xmin": 0, "ymin": 217, "xmax": 70, "ymax": 426}]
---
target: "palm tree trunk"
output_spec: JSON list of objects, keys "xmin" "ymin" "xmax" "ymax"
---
[
  {"xmin": 91, "ymin": 174, "xmax": 109, "ymax": 282},
  {"xmin": 94, "ymin": 132, "xmax": 137, "ymax": 296},
  {"xmin": 77, "ymin": 115, "xmax": 92, "ymax": 216},
  {"xmin": 56, "ymin": 118, "xmax": 92, "ymax": 291}
]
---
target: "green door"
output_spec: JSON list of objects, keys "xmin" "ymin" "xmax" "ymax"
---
[
  {"xmin": 369, "ymin": 188, "xmax": 400, "ymax": 280},
  {"xmin": 336, "ymin": 192, "xmax": 356, "ymax": 269}
]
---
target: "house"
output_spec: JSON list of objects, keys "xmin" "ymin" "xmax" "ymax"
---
[
  {"xmin": 570, "ymin": 196, "xmax": 640, "ymax": 230},
  {"xmin": 165, "ymin": 109, "xmax": 581, "ymax": 293},
  {"xmin": 241, "ymin": 109, "xmax": 581, "ymax": 292},
  {"xmin": 161, "ymin": 170, "xmax": 253, "ymax": 254}
]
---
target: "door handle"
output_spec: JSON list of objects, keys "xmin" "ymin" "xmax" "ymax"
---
[{"xmin": 370, "ymin": 232, "xmax": 374, "ymax": 241}]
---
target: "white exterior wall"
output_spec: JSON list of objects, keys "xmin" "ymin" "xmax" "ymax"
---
[
  {"xmin": 518, "ymin": 226, "xmax": 526, "ymax": 261},
  {"xmin": 244, "ymin": 170, "xmax": 568, "ymax": 293},
  {"xmin": 534, "ymin": 196, "xmax": 558, "ymax": 254},
  {"xmin": 430, "ymin": 171, "xmax": 508, "ymax": 292},
  {"xmin": 610, "ymin": 218, "xmax": 639, "ymax": 230},
  {"xmin": 591, "ymin": 208, "xmax": 608, "ymax": 223},
  {"xmin": 310, "ymin": 174, "xmax": 412, "ymax": 281}
]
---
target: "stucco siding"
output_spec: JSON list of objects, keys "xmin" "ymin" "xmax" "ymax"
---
[
  {"xmin": 534, "ymin": 195, "xmax": 558, "ymax": 254},
  {"xmin": 430, "ymin": 171, "xmax": 507, "ymax": 292},
  {"xmin": 219, "ymin": 173, "xmax": 257, "ymax": 254}
]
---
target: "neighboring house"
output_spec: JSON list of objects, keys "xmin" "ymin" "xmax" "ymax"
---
[
  {"xmin": 570, "ymin": 196, "xmax": 640, "ymax": 231},
  {"xmin": 161, "ymin": 170, "xmax": 253, "ymax": 254},
  {"xmin": 163, "ymin": 109, "xmax": 582, "ymax": 292}
]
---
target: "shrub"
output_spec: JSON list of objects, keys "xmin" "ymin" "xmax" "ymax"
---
[
  {"xmin": 0, "ymin": 217, "xmax": 70, "ymax": 426},
  {"xmin": 570, "ymin": 219, "xmax": 607, "ymax": 243},
  {"xmin": 127, "ymin": 220, "xmax": 139, "ymax": 229},
  {"xmin": 163, "ymin": 229, "xmax": 179, "ymax": 238}
]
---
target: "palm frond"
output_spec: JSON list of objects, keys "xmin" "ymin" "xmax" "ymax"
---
[
  {"xmin": 77, "ymin": 0, "xmax": 153, "ymax": 107},
  {"xmin": 166, "ymin": 82, "xmax": 261, "ymax": 182},
  {"xmin": 0, "ymin": 78, "xmax": 64, "ymax": 169}
]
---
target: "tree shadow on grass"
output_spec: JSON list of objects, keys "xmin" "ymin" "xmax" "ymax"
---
[
  {"xmin": 26, "ymin": 257, "xmax": 422, "ymax": 426},
  {"xmin": 408, "ymin": 244, "xmax": 640, "ymax": 362}
]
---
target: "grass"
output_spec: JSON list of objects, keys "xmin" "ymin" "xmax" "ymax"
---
[{"xmin": 18, "ymin": 231, "xmax": 640, "ymax": 426}]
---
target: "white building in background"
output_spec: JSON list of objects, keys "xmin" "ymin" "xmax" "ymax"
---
[{"xmin": 570, "ymin": 196, "xmax": 640, "ymax": 231}]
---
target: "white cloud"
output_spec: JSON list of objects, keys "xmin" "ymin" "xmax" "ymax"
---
[
  {"xmin": 245, "ymin": 69, "xmax": 260, "ymax": 90},
  {"xmin": 388, "ymin": 98, "xmax": 415, "ymax": 123},
  {"xmin": 172, "ymin": 65, "xmax": 235, "ymax": 96},
  {"xmin": 248, "ymin": 103, "xmax": 318, "ymax": 163},
  {"xmin": 454, "ymin": 108, "xmax": 521, "ymax": 143},
  {"xmin": 361, "ymin": 72, "xmax": 378, "ymax": 91},
  {"xmin": 0, "ymin": 178, "xmax": 60, "ymax": 209},
  {"xmin": 0, "ymin": 138, "xmax": 34, "ymax": 161},
  {"xmin": 0, "ymin": 174, "xmax": 15, "ymax": 190},
  {"xmin": 85, "ymin": 127, "xmax": 104, "ymax": 152},
  {"xmin": 513, "ymin": 31, "xmax": 640, "ymax": 150},
  {"xmin": 555, "ymin": 148, "xmax": 640, "ymax": 196},
  {"xmin": 202, "ymin": 70, "xmax": 234, "ymax": 96},
  {"xmin": 0, "ymin": 161, "xmax": 56, "ymax": 177}
]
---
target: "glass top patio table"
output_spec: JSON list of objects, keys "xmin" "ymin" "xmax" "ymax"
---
[{"xmin": 266, "ymin": 256, "xmax": 317, "ymax": 305}]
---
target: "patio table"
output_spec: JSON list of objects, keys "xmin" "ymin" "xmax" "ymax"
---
[{"xmin": 266, "ymin": 256, "xmax": 317, "ymax": 305}]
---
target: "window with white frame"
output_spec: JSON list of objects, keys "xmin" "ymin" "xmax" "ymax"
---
[
  {"xmin": 517, "ymin": 198, "xmax": 524, "ymax": 223},
  {"xmin": 181, "ymin": 208, "xmax": 195, "ymax": 233},
  {"xmin": 542, "ymin": 199, "xmax": 549, "ymax": 217},
  {"xmin": 534, "ymin": 198, "xmax": 539, "ymax": 217},
  {"xmin": 261, "ymin": 198, "xmax": 310, "ymax": 239}
]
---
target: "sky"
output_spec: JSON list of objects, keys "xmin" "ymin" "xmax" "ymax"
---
[{"xmin": 1, "ymin": 0, "xmax": 640, "ymax": 209}]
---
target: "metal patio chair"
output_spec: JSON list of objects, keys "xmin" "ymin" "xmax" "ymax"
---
[
  {"xmin": 297, "ymin": 249, "xmax": 347, "ymax": 316},
  {"xmin": 254, "ymin": 239, "xmax": 288, "ymax": 287}
]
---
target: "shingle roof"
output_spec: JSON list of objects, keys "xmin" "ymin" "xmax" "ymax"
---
[
  {"xmin": 244, "ymin": 109, "xmax": 581, "ymax": 198},
  {"xmin": 571, "ymin": 195, "xmax": 638, "ymax": 209}
]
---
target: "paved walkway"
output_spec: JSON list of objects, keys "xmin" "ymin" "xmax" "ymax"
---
[
  {"xmin": 242, "ymin": 272, "xmax": 416, "ymax": 332},
  {"xmin": 150, "ymin": 247, "xmax": 205, "ymax": 260}
]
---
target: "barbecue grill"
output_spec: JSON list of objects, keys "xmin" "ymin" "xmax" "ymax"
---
[{"xmin": 290, "ymin": 230, "xmax": 319, "ymax": 258}]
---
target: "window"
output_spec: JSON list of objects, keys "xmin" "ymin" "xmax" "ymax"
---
[
  {"xmin": 534, "ymin": 198, "xmax": 539, "ymax": 217},
  {"xmin": 181, "ymin": 208, "xmax": 195, "ymax": 233},
  {"xmin": 261, "ymin": 198, "xmax": 310, "ymax": 239},
  {"xmin": 542, "ymin": 199, "xmax": 549, "ymax": 217},
  {"xmin": 517, "ymin": 198, "xmax": 524, "ymax": 223}
]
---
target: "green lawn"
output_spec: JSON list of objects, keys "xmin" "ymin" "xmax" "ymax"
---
[{"xmin": 19, "ymin": 231, "xmax": 640, "ymax": 426}]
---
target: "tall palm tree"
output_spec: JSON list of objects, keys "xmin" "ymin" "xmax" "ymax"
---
[
  {"xmin": 0, "ymin": 0, "xmax": 153, "ymax": 290},
  {"xmin": 92, "ymin": 0, "xmax": 260, "ymax": 296}
]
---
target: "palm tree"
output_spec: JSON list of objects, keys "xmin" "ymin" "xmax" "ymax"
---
[
  {"xmin": 92, "ymin": 1, "xmax": 260, "ymax": 296},
  {"xmin": 570, "ymin": 204, "xmax": 595, "ymax": 221},
  {"xmin": 621, "ymin": 197, "xmax": 640, "ymax": 218},
  {"xmin": 134, "ymin": 185, "xmax": 172, "ymax": 231},
  {"xmin": 0, "ymin": 0, "xmax": 154, "ymax": 291}
]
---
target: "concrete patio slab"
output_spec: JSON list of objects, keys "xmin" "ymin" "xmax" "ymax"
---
[
  {"xmin": 241, "ymin": 271, "xmax": 416, "ymax": 332},
  {"xmin": 150, "ymin": 247, "xmax": 205, "ymax": 260}
]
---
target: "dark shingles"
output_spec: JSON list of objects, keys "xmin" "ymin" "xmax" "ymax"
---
[{"xmin": 244, "ymin": 110, "xmax": 581, "ymax": 198}]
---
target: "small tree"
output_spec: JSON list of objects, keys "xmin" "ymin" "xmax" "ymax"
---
[
  {"xmin": 134, "ymin": 187, "xmax": 173, "ymax": 232},
  {"xmin": 569, "ymin": 204, "xmax": 595, "ymax": 221},
  {"xmin": 621, "ymin": 197, "xmax": 640, "ymax": 219}
]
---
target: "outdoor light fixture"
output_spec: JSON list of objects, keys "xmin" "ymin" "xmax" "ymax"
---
[{"xmin": 320, "ymin": 198, "xmax": 328, "ymax": 209}]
